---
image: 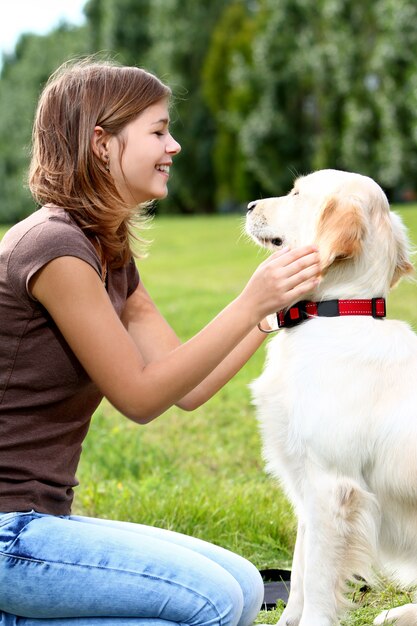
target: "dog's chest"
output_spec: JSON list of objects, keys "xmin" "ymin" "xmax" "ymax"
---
[{"xmin": 251, "ymin": 318, "xmax": 417, "ymax": 477}]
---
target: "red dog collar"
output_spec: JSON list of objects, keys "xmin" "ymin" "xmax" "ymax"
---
[{"xmin": 276, "ymin": 297, "xmax": 386, "ymax": 329}]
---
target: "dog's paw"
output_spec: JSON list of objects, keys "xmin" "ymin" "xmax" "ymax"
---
[
  {"xmin": 276, "ymin": 609, "xmax": 301, "ymax": 626},
  {"xmin": 374, "ymin": 604, "xmax": 417, "ymax": 626}
]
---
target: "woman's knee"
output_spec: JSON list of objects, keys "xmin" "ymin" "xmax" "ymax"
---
[
  {"xmin": 234, "ymin": 559, "xmax": 264, "ymax": 626},
  {"xmin": 194, "ymin": 570, "xmax": 244, "ymax": 626},
  {"xmin": 192, "ymin": 557, "xmax": 263, "ymax": 626}
]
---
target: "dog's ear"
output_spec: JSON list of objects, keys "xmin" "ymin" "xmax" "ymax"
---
[
  {"xmin": 390, "ymin": 212, "xmax": 414, "ymax": 287},
  {"xmin": 315, "ymin": 194, "xmax": 366, "ymax": 270}
]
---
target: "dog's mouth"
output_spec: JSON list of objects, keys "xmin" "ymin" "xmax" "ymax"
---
[
  {"xmin": 254, "ymin": 236, "xmax": 284, "ymax": 249},
  {"xmin": 246, "ymin": 219, "xmax": 285, "ymax": 249}
]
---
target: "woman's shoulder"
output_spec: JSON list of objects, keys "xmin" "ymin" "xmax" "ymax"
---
[
  {"xmin": 3, "ymin": 205, "xmax": 83, "ymax": 248},
  {"xmin": 1, "ymin": 206, "xmax": 102, "ymax": 300},
  {"xmin": 3, "ymin": 206, "xmax": 98, "ymax": 262}
]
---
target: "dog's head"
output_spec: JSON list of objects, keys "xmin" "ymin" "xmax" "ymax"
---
[{"xmin": 246, "ymin": 169, "xmax": 414, "ymax": 299}]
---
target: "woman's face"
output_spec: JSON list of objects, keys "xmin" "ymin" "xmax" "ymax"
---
[{"xmin": 108, "ymin": 99, "xmax": 181, "ymax": 207}]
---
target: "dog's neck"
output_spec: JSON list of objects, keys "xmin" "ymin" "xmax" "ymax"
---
[{"xmin": 313, "ymin": 254, "xmax": 392, "ymax": 302}]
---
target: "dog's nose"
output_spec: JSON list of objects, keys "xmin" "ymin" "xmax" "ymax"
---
[{"xmin": 247, "ymin": 201, "xmax": 257, "ymax": 213}]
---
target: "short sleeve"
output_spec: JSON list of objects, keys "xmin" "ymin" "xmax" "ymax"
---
[{"xmin": 6, "ymin": 216, "xmax": 101, "ymax": 305}]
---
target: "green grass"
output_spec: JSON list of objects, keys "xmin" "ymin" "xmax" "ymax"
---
[
  {"xmin": 257, "ymin": 581, "xmax": 415, "ymax": 625},
  {"xmin": 1, "ymin": 206, "xmax": 417, "ymax": 624}
]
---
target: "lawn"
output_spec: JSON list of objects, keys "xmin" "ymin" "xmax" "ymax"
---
[{"xmin": 1, "ymin": 205, "xmax": 417, "ymax": 624}]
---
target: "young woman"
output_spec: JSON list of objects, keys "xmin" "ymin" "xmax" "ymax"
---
[{"xmin": 0, "ymin": 59, "xmax": 320, "ymax": 625}]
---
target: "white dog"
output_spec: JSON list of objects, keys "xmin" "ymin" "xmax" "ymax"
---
[{"xmin": 246, "ymin": 169, "xmax": 417, "ymax": 626}]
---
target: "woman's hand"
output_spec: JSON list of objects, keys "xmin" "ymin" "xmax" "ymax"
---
[{"xmin": 238, "ymin": 246, "xmax": 320, "ymax": 324}]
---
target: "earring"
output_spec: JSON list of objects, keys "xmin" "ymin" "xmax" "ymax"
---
[{"xmin": 103, "ymin": 156, "xmax": 110, "ymax": 173}]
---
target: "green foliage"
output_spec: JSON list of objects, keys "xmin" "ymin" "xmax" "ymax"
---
[
  {"xmin": 85, "ymin": 0, "xmax": 151, "ymax": 65},
  {"xmin": 227, "ymin": 0, "xmax": 417, "ymax": 196},
  {"xmin": 335, "ymin": 1, "xmax": 417, "ymax": 192},
  {"xmin": 203, "ymin": 2, "xmax": 259, "ymax": 207},
  {"xmin": 0, "ymin": 25, "xmax": 91, "ymax": 223},
  {"xmin": 143, "ymin": 0, "xmax": 230, "ymax": 213},
  {"xmin": 2, "ymin": 0, "xmax": 417, "ymax": 219}
]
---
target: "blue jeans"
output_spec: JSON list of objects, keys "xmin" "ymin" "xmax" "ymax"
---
[{"xmin": 0, "ymin": 511, "xmax": 264, "ymax": 626}]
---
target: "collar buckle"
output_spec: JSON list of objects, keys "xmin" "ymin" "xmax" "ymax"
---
[{"xmin": 277, "ymin": 301, "xmax": 309, "ymax": 328}]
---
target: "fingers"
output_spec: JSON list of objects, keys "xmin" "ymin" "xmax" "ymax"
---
[
  {"xmin": 266, "ymin": 244, "xmax": 318, "ymax": 266},
  {"xmin": 242, "ymin": 244, "xmax": 322, "ymax": 322},
  {"xmin": 267, "ymin": 246, "xmax": 321, "ymax": 310},
  {"xmin": 267, "ymin": 247, "xmax": 321, "ymax": 284},
  {"xmin": 286, "ymin": 253, "xmax": 321, "ymax": 289},
  {"xmin": 287, "ymin": 274, "xmax": 321, "ymax": 304}
]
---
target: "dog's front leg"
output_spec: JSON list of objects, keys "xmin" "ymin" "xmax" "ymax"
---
[
  {"xmin": 298, "ymin": 515, "xmax": 341, "ymax": 626},
  {"xmin": 297, "ymin": 474, "xmax": 376, "ymax": 626},
  {"xmin": 277, "ymin": 519, "xmax": 305, "ymax": 626}
]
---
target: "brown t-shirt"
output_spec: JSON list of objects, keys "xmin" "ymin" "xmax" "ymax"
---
[{"xmin": 0, "ymin": 206, "xmax": 139, "ymax": 515}]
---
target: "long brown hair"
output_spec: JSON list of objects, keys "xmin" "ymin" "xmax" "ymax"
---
[{"xmin": 29, "ymin": 57, "xmax": 171, "ymax": 268}]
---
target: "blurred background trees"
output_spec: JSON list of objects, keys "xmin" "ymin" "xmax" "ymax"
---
[{"xmin": 1, "ymin": 0, "xmax": 417, "ymax": 222}]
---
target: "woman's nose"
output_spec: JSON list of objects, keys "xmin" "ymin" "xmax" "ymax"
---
[{"xmin": 167, "ymin": 135, "xmax": 181, "ymax": 155}]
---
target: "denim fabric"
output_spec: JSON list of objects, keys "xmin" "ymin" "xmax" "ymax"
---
[{"xmin": 0, "ymin": 512, "xmax": 264, "ymax": 626}]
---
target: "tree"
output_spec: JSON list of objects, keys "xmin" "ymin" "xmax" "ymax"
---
[
  {"xmin": 203, "ymin": 2, "xmax": 260, "ymax": 209},
  {"xmin": 143, "ymin": 0, "xmax": 230, "ymax": 213},
  {"xmin": 0, "ymin": 25, "xmax": 90, "ymax": 223},
  {"xmin": 337, "ymin": 0, "xmax": 417, "ymax": 196},
  {"xmin": 237, "ymin": 0, "xmax": 417, "ymax": 198},
  {"xmin": 84, "ymin": 0, "xmax": 151, "ymax": 66}
]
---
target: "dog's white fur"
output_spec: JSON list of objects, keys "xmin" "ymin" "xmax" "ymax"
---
[{"xmin": 246, "ymin": 169, "xmax": 417, "ymax": 626}]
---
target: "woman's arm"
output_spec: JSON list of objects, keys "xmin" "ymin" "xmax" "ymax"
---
[
  {"xmin": 30, "ymin": 246, "xmax": 319, "ymax": 423},
  {"xmin": 121, "ymin": 281, "xmax": 267, "ymax": 410}
]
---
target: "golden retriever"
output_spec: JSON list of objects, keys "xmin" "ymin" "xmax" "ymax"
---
[{"xmin": 245, "ymin": 169, "xmax": 416, "ymax": 626}]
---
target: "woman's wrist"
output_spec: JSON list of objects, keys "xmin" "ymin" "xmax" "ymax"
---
[{"xmin": 232, "ymin": 292, "xmax": 263, "ymax": 331}]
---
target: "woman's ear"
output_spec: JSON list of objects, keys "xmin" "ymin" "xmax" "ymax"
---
[
  {"xmin": 91, "ymin": 126, "xmax": 109, "ymax": 160},
  {"xmin": 315, "ymin": 194, "xmax": 366, "ymax": 271}
]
